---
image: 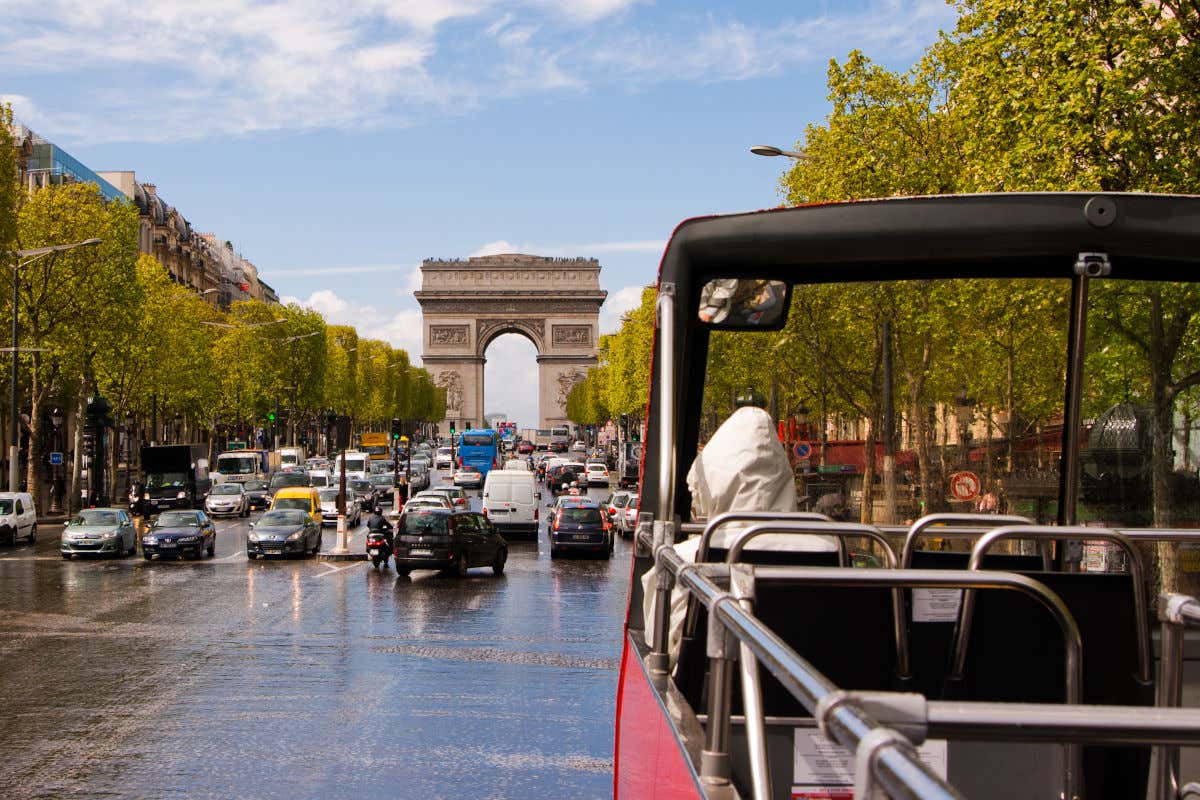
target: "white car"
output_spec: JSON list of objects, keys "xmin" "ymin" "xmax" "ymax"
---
[
  {"xmin": 503, "ymin": 459, "xmax": 530, "ymax": 471},
  {"xmin": 618, "ymin": 493, "xmax": 639, "ymax": 537},
  {"xmin": 205, "ymin": 483, "xmax": 249, "ymax": 517},
  {"xmin": 453, "ymin": 467, "xmax": 483, "ymax": 488},
  {"xmin": 585, "ymin": 462, "xmax": 610, "ymax": 487},
  {"xmin": 435, "ymin": 447, "xmax": 454, "ymax": 469},
  {"xmin": 404, "ymin": 496, "xmax": 452, "ymax": 511}
]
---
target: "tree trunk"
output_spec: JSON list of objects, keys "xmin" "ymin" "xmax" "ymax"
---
[
  {"xmin": 69, "ymin": 378, "xmax": 87, "ymax": 514},
  {"xmin": 861, "ymin": 417, "xmax": 877, "ymax": 524},
  {"xmin": 912, "ymin": 400, "xmax": 932, "ymax": 521},
  {"xmin": 1152, "ymin": 381, "xmax": 1178, "ymax": 593}
]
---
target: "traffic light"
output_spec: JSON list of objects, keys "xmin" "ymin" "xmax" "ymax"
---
[
  {"xmin": 267, "ymin": 411, "xmax": 276, "ymax": 422},
  {"xmin": 620, "ymin": 413, "xmax": 628, "ymax": 436},
  {"xmin": 391, "ymin": 418, "xmax": 402, "ymax": 441},
  {"xmin": 81, "ymin": 427, "xmax": 96, "ymax": 460},
  {"xmin": 449, "ymin": 420, "xmax": 456, "ymax": 435}
]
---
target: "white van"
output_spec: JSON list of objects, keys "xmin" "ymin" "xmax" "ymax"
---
[
  {"xmin": 0, "ymin": 492, "xmax": 37, "ymax": 544},
  {"xmin": 481, "ymin": 470, "xmax": 540, "ymax": 538}
]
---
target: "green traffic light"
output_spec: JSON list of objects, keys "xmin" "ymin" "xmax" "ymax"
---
[{"xmin": 268, "ymin": 412, "xmax": 276, "ymax": 421}]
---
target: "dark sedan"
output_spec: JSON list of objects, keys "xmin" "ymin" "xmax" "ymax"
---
[
  {"xmin": 246, "ymin": 509, "xmax": 321, "ymax": 559},
  {"xmin": 243, "ymin": 479, "xmax": 271, "ymax": 510},
  {"xmin": 549, "ymin": 501, "xmax": 613, "ymax": 559},
  {"xmin": 142, "ymin": 510, "xmax": 217, "ymax": 560},
  {"xmin": 392, "ymin": 509, "xmax": 507, "ymax": 577}
]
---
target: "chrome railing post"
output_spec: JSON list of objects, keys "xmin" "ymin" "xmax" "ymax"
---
[
  {"xmin": 648, "ymin": 519, "xmax": 676, "ymax": 686},
  {"xmin": 1152, "ymin": 593, "xmax": 1196, "ymax": 800},
  {"xmin": 730, "ymin": 564, "xmax": 771, "ymax": 800},
  {"xmin": 701, "ymin": 593, "xmax": 738, "ymax": 786},
  {"xmin": 655, "ymin": 284, "xmax": 676, "ymax": 526}
]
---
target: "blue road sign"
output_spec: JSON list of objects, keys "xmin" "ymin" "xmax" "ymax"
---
[
  {"xmin": 49, "ymin": 451, "xmax": 63, "ymax": 466},
  {"xmin": 793, "ymin": 441, "xmax": 812, "ymax": 459}
]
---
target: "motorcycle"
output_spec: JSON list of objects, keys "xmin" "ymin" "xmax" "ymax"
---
[{"xmin": 365, "ymin": 516, "xmax": 393, "ymax": 569}]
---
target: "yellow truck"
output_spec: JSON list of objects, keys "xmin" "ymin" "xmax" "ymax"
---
[{"xmin": 360, "ymin": 432, "xmax": 390, "ymax": 461}]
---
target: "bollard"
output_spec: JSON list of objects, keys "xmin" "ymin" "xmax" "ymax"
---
[
  {"xmin": 335, "ymin": 513, "xmax": 347, "ymax": 551},
  {"xmin": 393, "ymin": 491, "xmax": 401, "ymax": 517}
]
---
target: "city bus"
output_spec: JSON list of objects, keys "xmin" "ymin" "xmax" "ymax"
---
[
  {"xmin": 550, "ymin": 424, "xmax": 570, "ymax": 452},
  {"xmin": 457, "ymin": 429, "xmax": 499, "ymax": 478},
  {"xmin": 360, "ymin": 431, "xmax": 390, "ymax": 461}
]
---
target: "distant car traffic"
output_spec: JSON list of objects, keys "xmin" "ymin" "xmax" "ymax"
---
[
  {"xmin": 247, "ymin": 509, "xmax": 321, "ymax": 559},
  {"xmin": 391, "ymin": 508, "xmax": 507, "ymax": 577},
  {"xmin": 403, "ymin": 496, "xmax": 452, "ymax": 511},
  {"xmin": 318, "ymin": 488, "xmax": 361, "ymax": 527},
  {"xmin": 585, "ymin": 462, "xmax": 610, "ymax": 487},
  {"xmin": 453, "ymin": 466, "xmax": 483, "ymax": 488},
  {"xmin": 267, "ymin": 471, "xmax": 309, "ymax": 504},
  {"xmin": 60, "ymin": 508, "xmax": 137, "ymax": 559},
  {"xmin": 142, "ymin": 510, "xmax": 217, "ymax": 560},
  {"xmin": 435, "ymin": 447, "xmax": 454, "ymax": 469},
  {"xmin": 549, "ymin": 501, "xmax": 612, "ymax": 559},
  {"xmin": 618, "ymin": 493, "xmax": 639, "ymax": 537},
  {"xmin": 417, "ymin": 486, "xmax": 469, "ymax": 509},
  {"xmin": 205, "ymin": 482, "xmax": 250, "ymax": 517},
  {"xmin": 604, "ymin": 490, "xmax": 632, "ymax": 520}
]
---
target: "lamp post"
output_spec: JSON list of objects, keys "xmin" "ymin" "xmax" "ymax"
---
[
  {"xmin": 8, "ymin": 238, "xmax": 102, "ymax": 491},
  {"xmin": 173, "ymin": 412, "xmax": 183, "ymax": 445},
  {"xmin": 49, "ymin": 406, "xmax": 64, "ymax": 513},
  {"xmin": 749, "ymin": 144, "xmax": 808, "ymax": 160},
  {"xmin": 954, "ymin": 386, "xmax": 975, "ymax": 469},
  {"xmin": 124, "ymin": 412, "xmax": 135, "ymax": 500}
]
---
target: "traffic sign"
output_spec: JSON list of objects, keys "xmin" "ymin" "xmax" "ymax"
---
[
  {"xmin": 793, "ymin": 441, "xmax": 812, "ymax": 459},
  {"xmin": 49, "ymin": 451, "xmax": 63, "ymax": 466},
  {"xmin": 949, "ymin": 471, "xmax": 981, "ymax": 502}
]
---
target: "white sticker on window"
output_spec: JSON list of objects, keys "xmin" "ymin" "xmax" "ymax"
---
[
  {"xmin": 912, "ymin": 588, "xmax": 963, "ymax": 623},
  {"xmin": 792, "ymin": 729, "xmax": 948, "ymax": 798}
]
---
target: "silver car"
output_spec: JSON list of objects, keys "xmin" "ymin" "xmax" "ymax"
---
[
  {"xmin": 205, "ymin": 483, "xmax": 249, "ymax": 517},
  {"xmin": 61, "ymin": 508, "xmax": 138, "ymax": 559}
]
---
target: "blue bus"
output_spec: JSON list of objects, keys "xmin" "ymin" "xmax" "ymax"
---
[{"xmin": 457, "ymin": 429, "xmax": 499, "ymax": 477}]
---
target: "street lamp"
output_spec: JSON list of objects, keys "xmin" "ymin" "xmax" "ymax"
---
[
  {"xmin": 124, "ymin": 412, "xmax": 135, "ymax": 499},
  {"xmin": 8, "ymin": 238, "xmax": 102, "ymax": 491},
  {"xmin": 749, "ymin": 144, "xmax": 808, "ymax": 160},
  {"xmin": 954, "ymin": 386, "xmax": 975, "ymax": 466},
  {"xmin": 49, "ymin": 406, "xmax": 64, "ymax": 513}
]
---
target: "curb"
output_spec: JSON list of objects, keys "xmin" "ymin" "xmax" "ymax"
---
[{"xmin": 317, "ymin": 551, "xmax": 368, "ymax": 562}]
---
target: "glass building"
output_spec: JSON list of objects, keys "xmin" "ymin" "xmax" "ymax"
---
[{"xmin": 15, "ymin": 123, "xmax": 126, "ymax": 202}]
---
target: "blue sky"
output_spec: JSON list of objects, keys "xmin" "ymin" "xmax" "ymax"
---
[{"xmin": 2, "ymin": 0, "xmax": 955, "ymax": 427}]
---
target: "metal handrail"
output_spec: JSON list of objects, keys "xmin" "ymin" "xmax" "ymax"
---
[
  {"xmin": 682, "ymin": 511, "xmax": 837, "ymax": 642},
  {"xmin": 1151, "ymin": 593, "xmax": 1200, "ymax": 800},
  {"xmin": 900, "ymin": 513, "xmax": 1038, "ymax": 569},
  {"xmin": 725, "ymin": 521, "xmax": 910, "ymax": 679},
  {"xmin": 648, "ymin": 536, "xmax": 963, "ymax": 800},
  {"xmin": 955, "ymin": 525, "xmax": 1152, "ymax": 686},
  {"xmin": 655, "ymin": 285, "xmax": 676, "ymax": 525}
]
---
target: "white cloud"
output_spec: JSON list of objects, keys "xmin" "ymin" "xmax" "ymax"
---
[
  {"xmin": 470, "ymin": 240, "xmax": 521, "ymax": 257},
  {"xmin": 0, "ymin": 0, "xmax": 956, "ymax": 144},
  {"xmin": 283, "ymin": 289, "xmax": 424, "ymax": 364},
  {"xmin": 600, "ymin": 285, "xmax": 647, "ymax": 334}
]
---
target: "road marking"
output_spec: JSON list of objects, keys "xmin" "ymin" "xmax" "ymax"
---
[
  {"xmin": 214, "ymin": 550, "xmax": 245, "ymax": 561},
  {"xmin": 314, "ymin": 561, "xmax": 366, "ymax": 578}
]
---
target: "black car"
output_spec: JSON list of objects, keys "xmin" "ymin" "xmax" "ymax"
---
[
  {"xmin": 392, "ymin": 508, "xmax": 507, "ymax": 577},
  {"xmin": 267, "ymin": 471, "xmax": 310, "ymax": 505},
  {"xmin": 142, "ymin": 510, "xmax": 217, "ymax": 560},
  {"xmin": 348, "ymin": 479, "xmax": 377, "ymax": 511},
  {"xmin": 243, "ymin": 479, "xmax": 271, "ymax": 510},
  {"xmin": 549, "ymin": 501, "xmax": 613, "ymax": 559},
  {"xmin": 368, "ymin": 473, "xmax": 399, "ymax": 509},
  {"xmin": 247, "ymin": 509, "xmax": 321, "ymax": 559},
  {"xmin": 549, "ymin": 463, "xmax": 587, "ymax": 495}
]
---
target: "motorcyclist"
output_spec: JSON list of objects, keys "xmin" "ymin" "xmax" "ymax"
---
[{"xmin": 365, "ymin": 507, "xmax": 394, "ymax": 548}]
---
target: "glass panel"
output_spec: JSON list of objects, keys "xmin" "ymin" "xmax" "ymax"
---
[{"xmin": 699, "ymin": 279, "xmax": 788, "ymax": 327}]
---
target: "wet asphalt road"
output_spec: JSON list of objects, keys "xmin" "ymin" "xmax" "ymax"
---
[{"xmin": 0, "ymin": 469, "xmax": 630, "ymax": 799}]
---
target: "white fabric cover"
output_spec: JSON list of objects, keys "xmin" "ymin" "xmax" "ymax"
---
[{"xmin": 641, "ymin": 407, "xmax": 837, "ymax": 667}]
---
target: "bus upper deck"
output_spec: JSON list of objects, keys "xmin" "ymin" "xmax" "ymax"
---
[{"xmin": 616, "ymin": 193, "xmax": 1200, "ymax": 800}]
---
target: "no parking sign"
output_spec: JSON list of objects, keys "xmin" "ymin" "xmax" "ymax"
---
[
  {"xmin": 793, "ymin": 441, "xmax": 812, "ymax": 460},
  {"xmin": 949, "ymin": 471, "xmax": 981, "ymax": 502}
]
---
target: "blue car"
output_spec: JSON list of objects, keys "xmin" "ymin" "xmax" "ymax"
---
[{"xmin": 142, "ymin": 510, "xmax": 217, "ymax": 560}]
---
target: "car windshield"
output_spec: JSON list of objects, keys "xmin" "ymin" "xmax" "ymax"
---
[
  {"xmin": 369, "ymin": 475, "xmax": 392, "ymax": 486},
  {"xmin": 72, "ymin": 510, "xmax": 120, "ymax": 526},
  {"xmin": 318, "ymin": 489, "xmax": 340, "ymax": 502},
  {"xmin": 613, "ymin": 495, "xmax": 630, "ymax": 508},
  {"xmin": 561, "ymin": 507, "xmax": 602, "ymax": 524},
  {"xmin": 349, "ymin": 481, "xmax": 372, "ymax": 492},
  {"xmin": 157, "ymin": 511, "xmax": 201, "ymax": 527},
  {"xmin": 217, "ymin": 456, "xmax": 257, "ymax": 474},
  {"xmin": 146, "ymin": 472, "xmax": 186, "ymax": 489},
  {"xmin": 401, "ymin": 513, "xmax": 449, "ymax": 535},
  {"xmin": 273, "ymin": 498, "xmax": 311, "ymax": 511},
  {"xmin": 244, "ymin": 480, "xmax": 267, "ymax": 491},
  {"xmin": 269, "ymin": 473, "xmax": 308, "ymax": 490},
  {"xmin": 258, "ymin": 510, "xmax": 307, "ymax": 526},
  {"xmin": 211, "ymin": 484, "xmax": 242, "ymax": 495}
]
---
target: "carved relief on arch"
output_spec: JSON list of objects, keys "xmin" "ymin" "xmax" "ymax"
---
[{"xmin": 476, "ymin": 318, "xmax": 545, "ymax": 355}]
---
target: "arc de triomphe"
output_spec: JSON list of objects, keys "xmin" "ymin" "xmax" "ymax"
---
[{"xmin": 415, "ymin": 254, "xmax": 606, "ymax": 435}]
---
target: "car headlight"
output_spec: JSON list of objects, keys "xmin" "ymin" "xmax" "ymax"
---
[
  {"xmin": 287, "ymin": 530, "xmax": 304, "ymax": 540},
  {"xmin": 177, "ymin": 491, "xmax": 186, "ymax": 499},
  {"xmin": 143, "ymin": 537, "xmax": 156, "ymax": 544},
  {"xmin": 103, "ymin": 532, "xmax": 118, "ymax": 539},
  {"xmin": 142, "ymin": 493, "xmax": 150, "ymax": 500},
  {"xmin": 248, "ymin": 531, "xmax": 261, "ymax": 542}
]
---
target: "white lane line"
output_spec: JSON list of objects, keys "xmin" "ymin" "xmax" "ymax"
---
[
  {"xmin": 313, "ymin": 561, "xmax": 366, "ymax": 578},
  {"xmin": 214, "ymin": 550, "xmax": 245, "ymax": 562}
]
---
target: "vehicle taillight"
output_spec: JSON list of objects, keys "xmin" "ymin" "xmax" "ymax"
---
[
  {"xmin": 553, "ymin": 510, "xmax": 561, "ymax": 530},
  {"xmin": 482, "ymin": 507, "xmax": 488, "ymax": 519}
]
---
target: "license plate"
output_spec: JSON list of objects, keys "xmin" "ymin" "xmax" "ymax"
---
[
  {"xmin": 159, "ymin": 541, "xmax": 176, "ymax": 548},
  {"xmin": 409, "ymin": 548, "xmax": 433, "ymax": 557},
  {"xmin": 368, "ymin": 548, "xmax": 380, "ymax": 556},
  {"xmin": 264, "ymin": 546, "xmax": 282, "ymax": 553},
  {"xmin": 572, "ymin": 534, "xmax": 591, "ymax": 541}
]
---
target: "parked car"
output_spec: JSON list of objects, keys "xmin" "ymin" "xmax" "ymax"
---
[
  {"xmin": 318, "ymin": 488, "xmax": 361, "ymax": 528},
  {"xmin": 247, "ymin": 509, "xmax": 322, "ymax": 559},
  {"xmin": 585, "ymin": 462, "xmax": 610, "ymax": 487},
  {"xmin": 243, "ymin": 479, "xmax": 271, "ymax": 510},
  {"xmin": 417, "ymin": 486, "xmax": 469, "ymax": 509},
  {"xmin": 548, "ymin": 501, "xmax": 612, "ymax": 559},
  {"xmin": 60, "ymin": 507, "xmax": 137, "ymax": 559},
  {"xmin": 453, "ymin": 466, "xmax": 483, "ymax": 489},
  {"xmin": 0, "ymin": 491, "xmax": 37, "ymax": 545},
  {"xmin": 205, "ymin": 482, "xmax": 249, "ymax": 517},
  {"xmin": 392, "ymin": 508, "xmax": 507, "ymax": 577},
  {"xmin": 435, "ymin": 447, "xmax": 454, "ymax": 469},
  {"xmin": 142, "ymin": 510, "xmax": 217, "ymax": 560}
]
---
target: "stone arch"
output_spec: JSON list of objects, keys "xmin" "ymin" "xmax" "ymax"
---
[{"xmin": 415, "ymin": 254, "xmax": 606, "ymax": 433}]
